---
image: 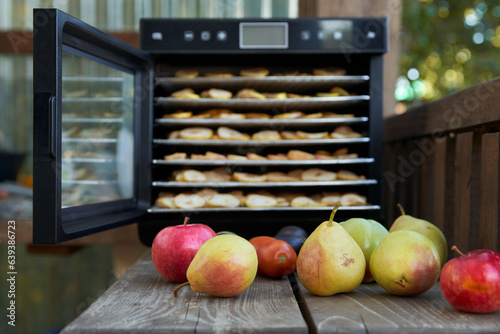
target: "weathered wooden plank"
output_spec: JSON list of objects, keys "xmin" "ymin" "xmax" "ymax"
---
[
  {"xmin": 62, "ymin": 252, "xmax": 308, "ymax": 334},
  {"xmin": 453, "ymin": 132, "xmax": 474, "ymax": 252},
  {"xmin": 294, "ymin": 278, "xmax": 500, "ymax": 334},
  {"xmin": 432, "ymin": 138, "xmax": 447, "ymax": 236},
  {"xmin": 480, "ymin": 132, "xmax": 500, "ymax": 252}
]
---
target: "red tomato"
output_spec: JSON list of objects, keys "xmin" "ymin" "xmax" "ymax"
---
[{"xmin": 250, "ymin": 236, "xmax": 297, "ymax": 278}]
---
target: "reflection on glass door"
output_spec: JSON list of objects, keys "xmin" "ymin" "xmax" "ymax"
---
[{"xmin": 61, "ymin": 52, "xmax": 135, "ymax": 207}]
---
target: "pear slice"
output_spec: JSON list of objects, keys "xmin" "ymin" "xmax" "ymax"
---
[
  {"xmin": 233, "ymin": 172, "xmax": 267, "ymax": 183},
  {"xmin": 217, "ymin": 127, "xmax": 249, "ymax": 140},
  {"xmin": 179, "ymin": 127, "xmax": 213, "ymax": 140},
  {"xmin": 245, "ymin": 194, "xmax": 277, "ymax": 208},
  {"xmin": 173, "ymin": 194, "xmax": 206, "ymax": 209}
]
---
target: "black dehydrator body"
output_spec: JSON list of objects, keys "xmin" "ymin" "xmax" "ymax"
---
[{"xmin": 32, "ymin": 9, "xmax": 388, "ymax": 244}]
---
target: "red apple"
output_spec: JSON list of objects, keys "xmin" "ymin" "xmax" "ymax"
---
[
  {"xmin": 151, "ymin": 217, "xmax": 216, "ymax": 282},
  {"xmin": 440, "ymin": 245, "xmax": 500, "ymax": 313}
]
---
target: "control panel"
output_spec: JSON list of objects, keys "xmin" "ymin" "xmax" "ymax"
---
[{"xmin": 140, "ymin": 18, "xmax": 387, "ymax": 54}]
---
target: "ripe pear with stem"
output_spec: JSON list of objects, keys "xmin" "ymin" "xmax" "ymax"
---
[
  {"xmin": 389, "ymin": 204, "xmax": 448, "ymax": 267},
  {"xmin": 370, "ymin": 230, "xmax": 441, "ymax": 296},
  {"xmin": 297, "ymin": 203, "xmax": 365, "ymax": 296}
]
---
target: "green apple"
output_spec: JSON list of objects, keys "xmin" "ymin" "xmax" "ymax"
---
[
  {"xmin": 389, "ymin": 204, "xmax": 447, "ymax": 267},
  {"xmin": 340, "ymin": 218, "xmax": 389, "ymax": 283}
]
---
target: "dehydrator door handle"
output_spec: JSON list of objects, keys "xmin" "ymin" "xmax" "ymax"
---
[{"xmin": 33, "ymin": 8, "xmax": 153, "ymax": 244}]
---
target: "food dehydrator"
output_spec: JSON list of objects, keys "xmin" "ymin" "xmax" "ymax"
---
[{"xmin": 33, "ymin": 9, "xmax": 388, "ymax": 244}]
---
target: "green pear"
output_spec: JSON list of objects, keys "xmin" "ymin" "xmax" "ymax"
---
[
  {"xmin": 340, "ymin": 218, "xmax": 389, "ymax": 283},
  {"xmin": 297, "ymin": 204, "xmax": 365, "ymax": 296},
  {"xmin": 174, "ymin": 235, "xmax": 258, "ymax": 297},
  {"xmin": 389, "ymin": 204, "xmax": 448, "ymax": 267},
  {"xmin": 370, "ymin": 230, "xmax": 441, "ymax": 296}
]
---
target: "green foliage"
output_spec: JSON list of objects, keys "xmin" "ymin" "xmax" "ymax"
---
[{"xmin": 397, "ymin": 0, "xmax": 500, "ymax": 104}]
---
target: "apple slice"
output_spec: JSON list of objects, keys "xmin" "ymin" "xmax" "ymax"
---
[
  {"xmin": 174, "ymin": 194, "xmax": 206, "ymax": 209},
  {"xmin": 217, "ymin": 127, "xmax": 249, "ymax": 140},
  {"xmin": 233, "ymin": 172, "xmax": 267, "ymax": 183},
  {"xmin": 340, "ymin": 192, "xmax": 367, "ymax": 206},
  {"xmin": 301, "ymin": 168, "xmax": 337, "ymax": 181},
  {"xmin": 245, "ymin": 194, "xmax": 277, "ymax": 208},
  {"xmin": 207, "ymin": 194, "xmax": 240, "ymax": 208},
  {"xmin": 179, "ymin": 127, "xmax": 213, "ymax": 140}
]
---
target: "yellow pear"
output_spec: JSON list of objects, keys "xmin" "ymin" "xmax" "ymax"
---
[
  {"xmin": 389, "ymin": 204, "xmax": 448, "ymax": 267},
  {"xmin": 297, "ymin": 203, "xmax": 365, "ymax": 296},
  {"xmin": 369, "ymin": 230, "xmax": 441, "ymax": 296},
  {"xmin": 174, "ymin": 234, "xmax": 258, "ymax": 297}
]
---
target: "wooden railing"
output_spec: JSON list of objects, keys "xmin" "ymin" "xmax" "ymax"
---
[{"xmin": 383, "ymin": 77, "xmax": 500, "ymax": 257}]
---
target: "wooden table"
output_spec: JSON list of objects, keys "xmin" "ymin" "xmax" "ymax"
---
[{"xmin": 62, "ymin": 253, "xmax": 500, "ymax": 334}]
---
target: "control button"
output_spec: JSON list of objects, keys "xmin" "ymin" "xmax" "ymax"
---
[
  {"xmin": 201, "ymin": 30, "xmax": 211, "ymax": 41},
  {"xmin": 184, "ymin": 31, "xmax": 194, "ymax": 41},
  {"xmin": 216, "ymin": 30, "xmax": 227, "ymax": 41},
  {"xmin": 317, "ymin": 31, "xmax": 326, "ymax": 40},
  {"xmin": 367, "ymin": 31, "xmax": 376, "ymax": 39},
  {"xmin": 333, "ymin": 31, "xmax": 343, "ymax": 40},
  {"xmin": 300, "ymin": 30, "xmax": 311, "ymax": 41},
  {"xmin": 152, "ymin": 32, "xmax": 163, "ymax": 41}
]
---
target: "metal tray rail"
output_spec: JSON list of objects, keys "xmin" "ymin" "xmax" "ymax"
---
[
  {"xmin": 155, "ymin": 116, "xmax": 368, "ymax": 127},
  {"xmin": 152, "ymin": 157, "xmax": 374, "ymax": 166},
  {"xmin": 156, "ymin": 75, "xmax": 370, "ymax": 91},
  {"xmin": 152, "ymin": 179, "xmax": 377, "ymax": 188},
  {"xmin": 153, "ymin": 137, "xmax": 370, "ymax": 146},
  {"xmin": 155, "ymin": 95, "xmax": 370, "ymax": 110},
  {"xmin": 148, "ymin": 205, "xmax": 381, "ymax": 213}
]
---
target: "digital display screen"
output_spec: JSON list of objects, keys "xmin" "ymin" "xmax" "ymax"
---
[{"xmin": 239, "ymin": 22, "xmax": 288, "ymax": 49}]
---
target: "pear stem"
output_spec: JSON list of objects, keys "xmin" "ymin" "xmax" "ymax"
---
[
  {"xmin": 173, "ymin": 281, "xmax": 190, "ymax": 297},
  {"xmin": 394, "ymin": 278, "xmax": 406, "ymax": 288},
  {"xmin": 183, "ymin": 216, "xmax": 190, "ymax": 226},
  {"xmin": 397, "ymin": 203, "xmax": 405, "ymax": 216},
  {"xmin": 327, "ymin": 203, "xmax": 341, "ymax": 227},
  {"xmin": 451, "ymin": 245, "xmax": 465, "ymax": 257}
]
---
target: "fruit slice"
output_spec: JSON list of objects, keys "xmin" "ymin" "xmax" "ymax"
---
[
  {"xmin": 227, "ymin": 154, "xmax": 248, "ymax": 161},
  {"xmin": 263, "ymin": 92, "xmax": 287, "ymax": 99},
  {"xmin": 245, "ymin": 194, "xmax": 277, "ymax": 208},
  {"xmin": 246, "ymin": 153, "xmax": 266, "ymax": 160},
  {"xmin": 296, "ymin": 130, "xmax": 329, "ymax": 139},
  {"xmin": 200, "ymin": 88, "xmax": 233, "ymax": 99},
  {"xmin": 290, "ymin": 196, "xmax": 325, "ymax": 207},
  {"xmin": 164, "ymin": 152, "xmax": 187, "ymax": 160},
  {"xmin": 179, "ymin": 127, "xmax": 213, "ymax": 140},
  {"xmin": 205, "ymin": 151, "xmax": 227, "ymax": 160},
  {"xmin": 173, "ymin": 194, "xmax": 206, "ymax": 209},
  {"xmin": 235, "ymin": 88, "xmax": 266, "ymax": 99},
  {"xmin": 155, "ymin": 196, "xmax": 176, "ymax": 208},
  {"xmin": 233, "ymin": 172, "xmax": 267, "ymax": 183},
  {"xmin": 180, "ymin": 170, "xmax": 207, "ymax": 182},
  {"xmin": 217, "ymin": 127, "xmax": 249, "ymax": 140},
  {"xmin": 287, "ymin": 150, "xmax": 315, "ymax": 160},
  {"xmin": 174, "ymin": 69, "xmax": 199, "ymax": 78},
  {"xmin": 273, "ymin": 111, "xmax": 305, "ymax": 119},
  {"xmin": 280, "ymin": 131, "xmax": 300, "ymax": 139},
  {"xmin": 312, "ymin": 66, "xmax": 347, "ymax": 76},
  {"xmin": 240, "ymin": 66, "xmax": 269, "ymax": 77},
  {"xmin": 252, "ymin": 130, "xmax": 281, "ymax": 140},
  {"xmin": 321, "ymin": 192, "xmax": 342, "ymax": 206},
  {"xmin": 301, "ymin": 168, "xmax": 337, "ymax": 181},
  {"xmin": 171, "ymin": 88, "xmax": 200, "ymax": 99},
  {"xmin": 265, "ymin": 172, "xmax": 299, "ymax": 182},
  {"xmin": 207, "ymin": 194, "xmax": 240, "ymax": 208},
  {"xmin": 244, "ymin": 112, "xmax": 270, "ymax": 119},
  {"xmin": 203, "ymin": 167, "xmax": 232, "ymax": 182},
  {"xmin": 196, "ymin": 188, "xmax": 219, "ymax": 201},
  {"xmin": 340, "ymin": 192, "xmax": 367, "ymax": 206},
  {"xmin": 267, "ymin": 153, "xmax": 288, "ymax": 160},
  {"xmin": 163, "ymin": 110, "xmax": 193, "ymax": 119},
  {"xmin": 337, "ymin": 169, "xmax": 362, "ymax": 180}
]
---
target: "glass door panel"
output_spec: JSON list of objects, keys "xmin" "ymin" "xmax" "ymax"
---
[{"xmin": 60, "ymin": 52, "xmax": 135, "ymax": 207}]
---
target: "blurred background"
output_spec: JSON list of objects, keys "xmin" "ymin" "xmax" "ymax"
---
[{"xmin": 0, "ymin": 0, "xmax": 499, "ymax": 333}]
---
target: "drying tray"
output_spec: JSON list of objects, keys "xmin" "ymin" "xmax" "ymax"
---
[
  {"xmin": 148, "ymin": 205, "xmax": 381, "ymax": 213},
  {"xmin": 156, "ymin": 75, "xmax": 370, "ymax": 91},
  {"xmin": 152, "ymin": 179, "xmax": 377, "ymax": 188},
  {"xmin": 155, "ymin": 95, "xmax": 370, "ymax": 110},
  {"xmin": 153, "ymin": 137, "xmax": 370, "ymax": 146},
  {"xmin": 153, "ymin": 157, "xmax": 374, "ymax": 166}
]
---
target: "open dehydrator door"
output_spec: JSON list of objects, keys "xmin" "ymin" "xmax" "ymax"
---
[{"xmin": 33, "ymin": 9, "xmax": 153, "ymax": 243}]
